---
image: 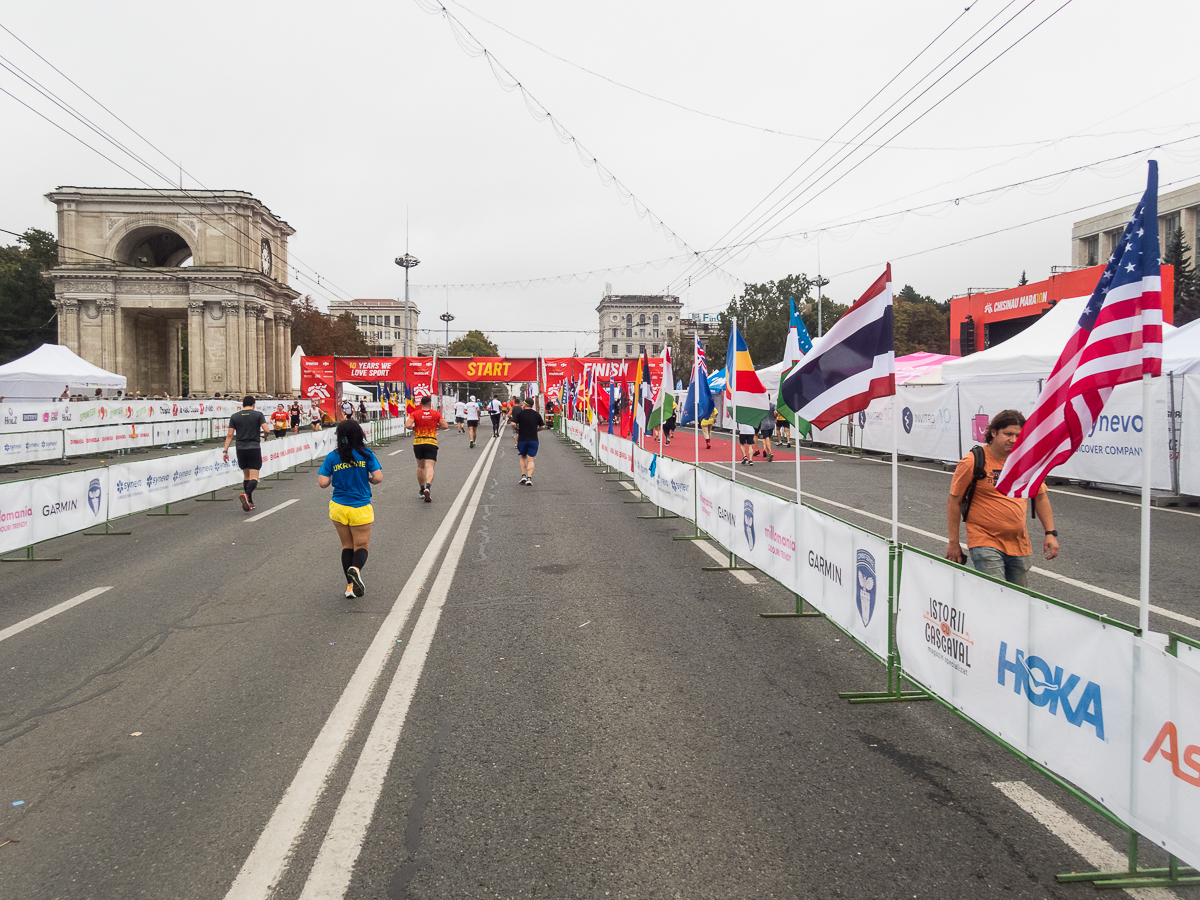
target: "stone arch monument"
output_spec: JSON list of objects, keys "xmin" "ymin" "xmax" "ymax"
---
[{"xmin": 45, "ymin": 187, "xmax": 300, "ymax": 397}]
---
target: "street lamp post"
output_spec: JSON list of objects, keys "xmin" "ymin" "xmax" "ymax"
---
[
  {"xmin": 813, "ymin": 276, "xmax": 830, "ymax": 337},
  {"xmin": 394, "ymin": 252, "xmax": 420, "ymax": 356},
  {"xmin": 439, "ymin": 311, "xmax": 455, "ymax": 352}
]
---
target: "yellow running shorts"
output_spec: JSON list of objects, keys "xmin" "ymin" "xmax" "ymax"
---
[{"xmin": 328, "ymin": 500, "xmax": 374, "ymax": 526}]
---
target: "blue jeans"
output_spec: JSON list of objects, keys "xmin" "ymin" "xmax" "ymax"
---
[{"xmin": 968, "ymin": 546, "xmax": 1032, "ymax": 587}]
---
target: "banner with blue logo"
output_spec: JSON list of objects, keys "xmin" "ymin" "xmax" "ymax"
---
[
  {"xmin": 1182, "ymin": 375, "xmax": 1200, "ymax": 497},
  {"xmin": 1, "ymin": 430, "xmax": 64, "ymax": 465}
]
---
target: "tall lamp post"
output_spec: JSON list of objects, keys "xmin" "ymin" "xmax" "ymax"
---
[
  {"xmin": 813, "ymin": 275, "xmax": 830, "ymax": 337},
  {"xmin": 439, "ymin": 311, "xmax": 455, "ymax": 352},
  {"xmin": 395, "ymin": 252, "xmax": 420, "ymax": 357}
]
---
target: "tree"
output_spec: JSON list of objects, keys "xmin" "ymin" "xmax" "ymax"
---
[
  {"xmin": 705, "ymin": 274, "xmax": 847, "ymax": 370},
  {"xmin": 290, "ymin": 295, "xmax": 371, "ymax": 356},
  {"xmin": 0, "ymin": 228, "xmax": 59, "ymax": 364},
  {"xmin": 447, "ymin": 329, "xmax": 499, "ymax": 357},
  {"xmin": 1163, "ymin": 226, "xmax": 1198, "ymax": 326},
  {"xmin": 894, "ymin": 284, "xmax": 950, "ymax": 356},
  {"xmin": 1018, "ymin": 270, "xmax": 1028, "ymax": 286}
]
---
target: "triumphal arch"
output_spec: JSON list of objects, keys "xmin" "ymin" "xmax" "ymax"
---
[{"xmin": 45, "ymin": 187, "xmax": 300, "ymax": 397}]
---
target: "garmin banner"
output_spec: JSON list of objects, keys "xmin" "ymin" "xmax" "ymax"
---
[{"xmin": 2, "ymin": 430, "xmax": 64, "ymax": 465}]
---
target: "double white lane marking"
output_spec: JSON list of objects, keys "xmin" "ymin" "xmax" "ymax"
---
[
  {"xmin": 0, "ymin": 587, "xmax": 112, "ymax": 645},
  {"xmin": 713, "ymin": 465, "xmax": 1200, "ymax": 630},
  {"xmin": 224, "ymin": 437, "xmax": 501, "ymax": 900}
]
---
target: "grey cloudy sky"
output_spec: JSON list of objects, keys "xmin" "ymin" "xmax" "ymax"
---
[{"xmin": 3, "ymin": 1, "xmax": 1198, "ymax": 357}]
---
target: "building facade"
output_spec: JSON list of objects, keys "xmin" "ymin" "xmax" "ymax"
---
[
  {"xmin": 328, "ymin": 298, "xmax": 419, "ymax": 357},
  {"xmin": 1072, "ymin": 181, "xmax": 1200, "ymax": 268},
  {"xmin": 677, "ymin": 313, "xmax": 720, "ymax": 355},
  {"xmin": 596, "ymin": 293, "xmax": 682, "ymax": 358},
  {"xmin": 45, "ymin": 187, "xmax": 299, "ymax": 397}
]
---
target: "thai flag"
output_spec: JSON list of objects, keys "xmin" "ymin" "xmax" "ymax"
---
[
  {"xmin": 997, "ymin": 162, "xmax": 1163, "ymax": 498},
  {"xmin": 780, "ymin": 265, "xmax": 895, "ymax": 431}
]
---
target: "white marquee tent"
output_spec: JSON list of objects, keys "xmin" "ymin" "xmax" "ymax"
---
[{"xmin": 0, "ymin": 343, "xmax": 126, "ymax": 399}]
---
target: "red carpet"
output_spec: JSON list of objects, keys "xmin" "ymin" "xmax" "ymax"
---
[{"xmin": 638, "ymin": 436, "xmax": 820, "ymax": 464}]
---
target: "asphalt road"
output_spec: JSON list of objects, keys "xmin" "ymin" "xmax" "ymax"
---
[{"xmin": 0, "ymin": 424, "xmax": 1187, "ymax": 898}]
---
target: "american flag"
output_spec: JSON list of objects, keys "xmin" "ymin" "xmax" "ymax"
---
[{"xmin": 997, "ymin": 161, "xmax": 1163, "ymax": 498}]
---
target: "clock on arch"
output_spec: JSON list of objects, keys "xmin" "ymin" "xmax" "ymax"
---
[{"xmin": 260, "ymin": 238, "xmax": 273, "ymax": 276}]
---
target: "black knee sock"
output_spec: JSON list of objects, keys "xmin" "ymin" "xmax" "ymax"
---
[
  {"xmin": 351, "ymin": 548, "xmax": 368, "ymax": 571},
  {"xmin": 243, "ymin": 479, "xmax": 251, "ymax": 496},
  {"xmin": 247, "ymin": 479, "xmax": 257, "ymax": 502},
  {"xmin": 341, "ymin": 548, "xmax": 353, "ymax": 576}
]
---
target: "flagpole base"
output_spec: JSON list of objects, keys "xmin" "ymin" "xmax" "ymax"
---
[
  {"xmin": 838, "ymin": 690, "xmax": 931, "ymax": 704},
  {"xmin": 702, "ymin": 565, "xmax": 758, "ymax": 572}
]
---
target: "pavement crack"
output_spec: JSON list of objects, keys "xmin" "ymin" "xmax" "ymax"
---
[{"xmin": 388, "ymin": 719, "xmax": 453, "ymax": 899}]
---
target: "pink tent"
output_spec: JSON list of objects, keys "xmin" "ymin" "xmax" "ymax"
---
[{"xmin": 895, "ymin": 351, "xmax": 957, "ymax": 384}]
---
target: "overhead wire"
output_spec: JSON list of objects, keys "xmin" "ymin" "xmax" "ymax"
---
[{"xmin": 411, "ymin": 0, "xmax": 741, "ymax": 285}]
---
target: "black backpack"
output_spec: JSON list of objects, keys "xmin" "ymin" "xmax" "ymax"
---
[{"xmin": 960, "ymin": 446, "xmax": 986, "ymax": 522}]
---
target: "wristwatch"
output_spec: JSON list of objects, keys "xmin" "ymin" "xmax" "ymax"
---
[{"xmin": 1045, "ymin": 529, "xmax": 1058, "ymax": 536}]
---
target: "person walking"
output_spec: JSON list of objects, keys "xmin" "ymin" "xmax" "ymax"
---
[
  {"xmin": 512, "ymin": 396, "xmax": 545, "ymax": 486},
  {"xmin": 758, "ymin": 406, "xmax": 776, "ymax": 462},
  {"xmin": 289, "ymin": 400, "xmax": 302, "ymax": 434},
  {"xmin": 662, "ymin": 409, "xmax": 677, "ymax": 446},
  {"xmin": 776, "ymin": 406, "xmax": 791, "ymax": 447},
  {"xmin": 222, "ymin": 396, "xmax": 272, "ymax": 511},
  {"xmin": 405, "ymin": 394, "xmax": 449, "ymax": 502},
  {"xmin": 465, "ymin": 395, "xmax": 481, "ymax": 448},
  {"xmin": 487, "ymin": 396, "xmax": 503, "ymax": 438},
  {"xmin": 357, "ymin": 399, "xmax": 368, "ymax": 423},
  {"xmin": 317, "ymin": 419, "xmax": 383, "ymax": 599},
  {"xmin": 271, "ymin": 403, "xmax": 290, "ymax": 440},
  {"xmin": 737, "ymin": 421, "xmax": 756, "ymax": 465},
  {"xmin": 453, "ymin": 397, "xmax": 467, "ymax": 433},
  {"xmin": 945, "ymin": 409, "xmax": 1058, "ymax": 587},
  {"xmin": 700, "ymin": 408, "xmax": 715, "ymax": 450}
]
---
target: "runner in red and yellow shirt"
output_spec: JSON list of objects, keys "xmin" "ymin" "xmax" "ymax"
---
[
  {"xmin": 270, "ymin": 404, "xmax": 290, "ymax": 439},
  {"xmin": 405, "ymin": 395, "xmax": 448, "ymax": 503}
]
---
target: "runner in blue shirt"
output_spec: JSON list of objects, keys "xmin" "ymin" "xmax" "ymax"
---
[{"xmin": 318, "ymin": 419, "xmax": 383, "ymax": 599}]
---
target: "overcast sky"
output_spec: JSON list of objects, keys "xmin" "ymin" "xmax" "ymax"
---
[{"xmin": 3, "ymin": 1, "xmax": 1198, "ymax": 356}]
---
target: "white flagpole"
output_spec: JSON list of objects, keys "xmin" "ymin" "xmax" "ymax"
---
[
  {"xmin": 891, "ymin": 394, "xmax": 899, "ymax": 545},
  {"xmin": 1139, "ymin": 372, "xmax": 1152, "ymax": 634},
  {"xmin": 730, "ymin": 317, "xmax": 738, "ymax": 483},
  {"xmin": 792, "ymin": 369, "xmax": 802, "ymax": 506},
  {"xmin": 694, "ymin": 331, "xmax": 700, "ymax": 469}
]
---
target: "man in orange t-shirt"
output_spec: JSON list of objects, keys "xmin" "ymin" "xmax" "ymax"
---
[
  {"xmin": 946, "ymin": 409, "xmax": 1058, "ymax": 587},
  {"xmin": 405, "ymin": 395, "xmax": 448, "ymax": 502}
]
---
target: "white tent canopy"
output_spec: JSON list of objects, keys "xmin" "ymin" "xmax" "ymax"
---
[
  {"xmin": 1164, "ymin": 317, "xmax": 1200, "ymax": 374},
  {"xmin": 0, "ymin": 343, "xmax": 126, "ymax": 399},
  {"xmin": 340, "ymin": 382, "xmax": 370, "ymax": 398},
  {"xmin": 291, "ymin": 345, "xmax": 305, "ymax": 392}
]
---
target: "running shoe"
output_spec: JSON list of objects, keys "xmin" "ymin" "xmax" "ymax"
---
[
  {"xmin": 470, "ymin": 440, "xmax": 475, "ymax": 448},
  {"xmin": 753, "ymin": 450, "xmax": 761, "ymax": 457},
  {"xmin": 746, "ymin": 459, "xmax": 753, "ymax": 466},
  {"xmin": 344, "ymin": 584, "xmax": 355, "ymax": 599},
  {"xmin": 239, "ymin": 492, "xmax": 251, "ymax": 511},
  {"xmin": 519, "ymin": 475, "xmax": 528, "ymax": 485},
  {"xmin": 423, "ymin": 485, "xmax": 431, "ymax": 503},
  {"xmin": 524, "ymin": 476, "xmax": 533, "ymax": 486},
  {"xmin": 766, "ymin": 453, "xmax": 774, "ymax": 462},
  {"xmin": 347, "ymin": 566, "xmax": 365, "ymax": 597}
]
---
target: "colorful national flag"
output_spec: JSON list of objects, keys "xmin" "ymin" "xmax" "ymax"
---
[
  {"xmin": 780, "ymin": 265, "xmax": 895, "ymax": 431},
  {"xmin": 632, "ymin": 352, "xmax": 653, "ymax": 441},
  {"xmin": 725, "ymin": 322, "xmax": 770, "ymax": 425},
  {"xmin": 680, "ymin": 333, "xmax": 714, "ymax": 425},
  {"xmin": 648, "ymin": 345, "xmax": 675, "ymax": 429},
  {"xmin": 777, "ymin": 296, "xmax": 815, "ymax": 436},
  {"xmin": 997, "ymin": 162, "xmax": 1163, "ymax": 498}
]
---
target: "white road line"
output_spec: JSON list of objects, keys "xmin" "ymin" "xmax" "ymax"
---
[
  {"xmin": 298, "ymin": 434, "xmax": 502, "ymax": 899},
  {"xmin": 388, "ymin": 448, "xmax": 405, "ymax": 456},
  {"xmin": 0, "ymin": 587, "xmax": 112, "ymax": 644},
  {"xmin": 993, "ymin": 781, "xmax": 1179, "ymax": 900},
  {"xmin": 702, "ymin": 465, "xmax": 1200, "ymax": 630},
  {"xmin": 244, "ymin": 499, "xmax": 300, "ymax": 522},
  {"xmin": 223, "ymin": 438, "xmax": 500, "ymax": 900},
  {"xmin": 692, "ymin": 539, "xmax": 758, "ymax": 585}
]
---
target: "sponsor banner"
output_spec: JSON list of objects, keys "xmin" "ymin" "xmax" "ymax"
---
[
  {"xmin": 581, "ymin": 424, "xmax": 599, "ymax": 459},
  {"xmin": 0, "ymin": 478, "xmax": 35, "ymax": 552},
  {"xmin": 566, "ymin": 419, "xmax": 585, "ymax": 445},
  {"xmin": 438, "ymin": 357, "xmax": 538, "ymax": 382},
  {"xmin": 1177, "ymin": 639, "xmax": 1200, "ymax": 674},
  {"xmin": 2, "ymin": 430, "xmax": 63, "ymax": 464},
  {"xmin": 897, "ymin": 549, "xmax": 1136, "ymax": 824},
  {"xmin": 405, "ymin": 357, "xmax": 437, "ymax": 398},
  {"xmin": 21, "ymin": 468, "xmax": 109, "ymax": 551},
  {"xmin": 334, "ymin": 357, "xmax": 405, "ymax": 381},
  {"xmin": 598, "ymin": 432, "xmax": 634, "ymax": 475},
  {"xmin": 726, "ymin": 480, "xmax": 799, "ymax": 594},
  {"xmin": 893, "ymin": 384, "xmax": 960, "ymax": 461},
  {"xmin": 632, "ymin": 445, "xmax": 658, "ymax": 505},
  {"xmin": 1055, "ymin": 378, "xmax": 1172, "ymax": 490},
  {"xmin": 2, "ymin": 398, "xmax": 247, "ymax": 434},
  {"xmin": 1181, "ymin": 375, "xmax": 1200, "ymax": 497},
  {"xmin": 301, "ymin": 356, "xmax": 337, "ymax": 419},
  {"xmin": 1128, "ymin": 643, "xmax": 1200, "ymax": 870},
  {"xmin": 956, "ymin": 381, "xmax": 1041, "ymax": 459},
  {"xmin": 796, "ymin": 505, "xmax": 891, "ymax": 659},
  {"xmin": 152, "ymin": 420, "xmax": 200, "ymax": 445},
  {"xmin": 652, "ymin": 454, "xmax": 694, "ymax": 521},
  {"xmin": 66, "ymin": 424, "xmax": 153, "ymax": 456},
  {"xmin": 695, "ymin": 467, "xmax": 734, "ymax": 551}
]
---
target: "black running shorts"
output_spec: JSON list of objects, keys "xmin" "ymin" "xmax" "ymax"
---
[
  {"xmin": 413, "ymin": 444, "xmax": 438, "ymax": 461},
  {"xmin": 235, "ymin": 447, "xmax": 263, "ymax": 470}
]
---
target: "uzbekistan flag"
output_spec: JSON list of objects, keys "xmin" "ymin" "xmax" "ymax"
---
[
  {"xmin": 780, "ymin": 265, "xmax": 895, "ymax": 431},
  {"xmin": 725, "ymin": 321, "xmax": 770, "ymax": 426},
  {"xmin": 997, "ymin": 162, "xmax": 1162, "ymax": 498}
]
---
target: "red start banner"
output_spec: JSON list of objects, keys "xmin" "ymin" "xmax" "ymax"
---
[{"xmin": 438, "ymin": 357, "xmax": 539, "ymax": 382}]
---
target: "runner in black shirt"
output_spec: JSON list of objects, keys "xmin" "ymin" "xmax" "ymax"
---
[
  {"xmin": 511, "ymin": 397, "xmax": 545, "ymax": 487},
  {"xmin": 222, "ymin": 395, "xmax": 271, "ymax": 511}
]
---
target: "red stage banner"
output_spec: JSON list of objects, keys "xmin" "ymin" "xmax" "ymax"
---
[
  {"xmin": 299, "ymin": 356, "xmax": 336, "ymax": 419},
  {"xmin": 405, "ymin": 357, "xmax": 437, "ymax": 397},
  {"xmin": 438, "ymin": 357, "xmax": 539, "ymax": 382},
  {"xmin": 335, "ymin": 357, "xmax": 405, "ymax": 381}
]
